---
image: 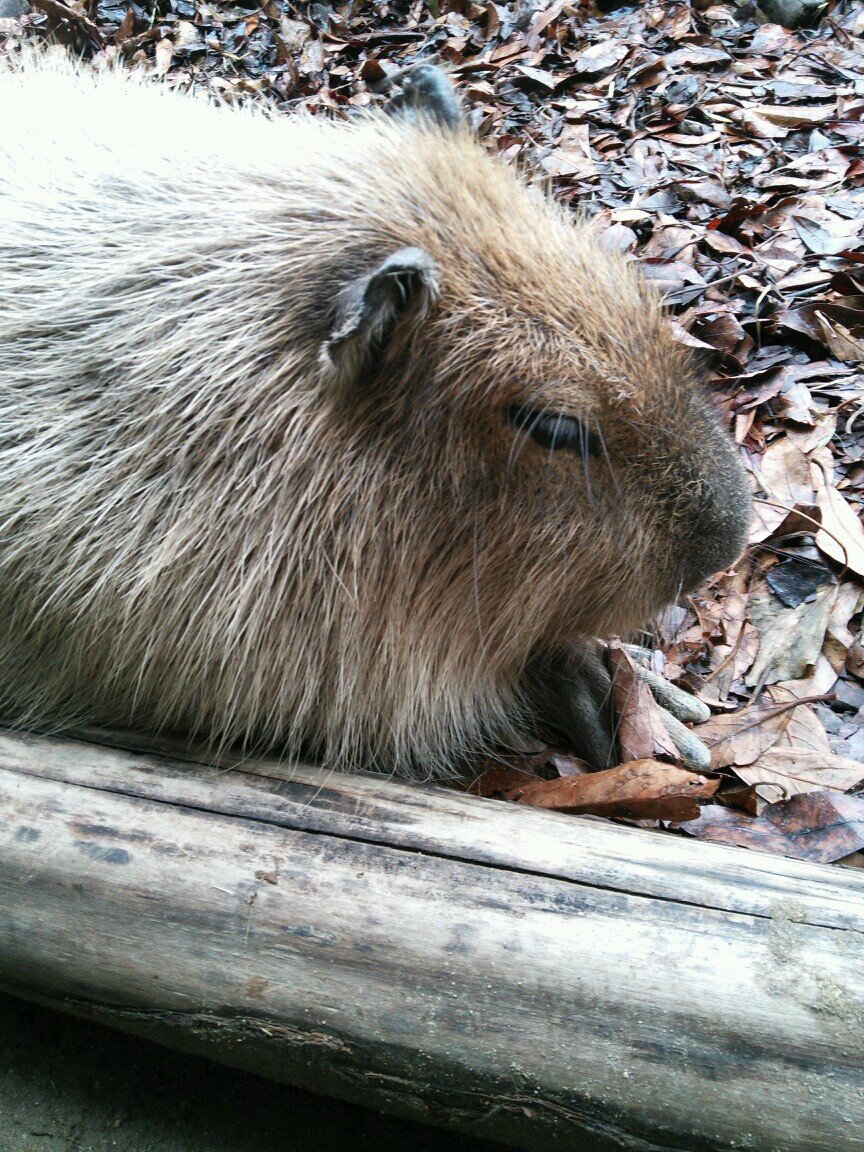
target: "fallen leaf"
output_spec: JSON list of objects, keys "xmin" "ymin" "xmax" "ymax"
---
[
  {"xmin": 750, "ymin": 439, "xmax": 815, "ymax": 540},
  {"xmin": 694, "ymin": 696, "xmax": 809, "ymax": 769},
  {"xmin": 750, "ymin": 103, "xmax": 836, "ymax": 127},
  {"xmin": 664, "ymin": 46, "xmax": 730, "ymax": 68},
  {"xmin": 696, "ymin": 681, "xmax": 835, "ymax": 767},
  {"xmin": 608, "ymin": 643, "xmax": 679, "ymax": 763},
  {"xmin": 812, "ymin": 469, "xmax": 864, "ymax": 577},
  {"xmin": 680, "ymin": 791, "xmax": 864, "ymax": 864},
  {"xmin": 765, "ymin": 503, "xmax": 821, "ymax": 541},
  {"xmin": 466, "ymin": 746, "xmax": 572, "ymax": 798},
  {"xmin": 793, "ymin": 217, "xmax": 862, "ymax": 257},
  {"xmin": 154, "ymin": 37, "xmax": 173, "ymax": 76},
  {"xmin": 572, "ymin": 40, "xmax": 629, "ymax": 74},
  {"xmin": 816, "ymin": 313, "xmax": 864, "ymax": 363},
  {"xmin": 513, "ymin": 64, "xmax": 559, "ymax": 89},
  {"xmin": 734, "ymin": 748, "xmax": 864, "ymax": 804},
  {"xmin": 29, "ymin": 0, "xmax": 103, "ymax": 49},
  {"xmin": 847, "ymin": 640, "xmax": 864, "ymax": 680},
  {"xmin": 824, "ymin": 581, "xmax": 864, "ymax": 672},
  {"xmin": 776, "ymin": 653, "xmax": 842, "ymax": 700},
  {"xmin": 765, "ymin": 557, "xmax": 830, "ymax": 608},
  {"xmin": 769, "ymin": 688, "xmax": 833, "ymax": 751},
  {"xmin": 746, "ymin": 584, "xmax": 837, "ymax": 688},
  {"xmin": 508, "ymin": 759, "xmax": 719, "ymax": 820}
]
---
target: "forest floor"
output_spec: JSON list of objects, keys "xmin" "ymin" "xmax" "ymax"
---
[{"xmin": 0, "ymin": 994, "xmax": 507, "ymax": 1152}]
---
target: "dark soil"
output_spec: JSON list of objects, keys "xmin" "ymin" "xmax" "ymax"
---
[{"xmin": 0, "ymin": 993, "xmax": 506, "ymax": 1152}]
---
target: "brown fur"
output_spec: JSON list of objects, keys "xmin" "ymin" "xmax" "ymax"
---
[{"xmin": 0, "ymin": 58, "xmax": 751, "ymax": 776}]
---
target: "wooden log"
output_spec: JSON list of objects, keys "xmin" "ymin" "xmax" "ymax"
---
[{"xmin": 0, "ymin": 728, "xmax": 862, "ymax": 1152}]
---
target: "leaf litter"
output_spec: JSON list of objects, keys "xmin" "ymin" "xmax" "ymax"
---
[{"xmin": 3, "ymin": 0, "xmax": 863, "ymax": 864}]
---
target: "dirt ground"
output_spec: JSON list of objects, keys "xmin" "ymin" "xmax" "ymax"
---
[{"xmin": 0, "ymin": 993, "xmax": 506, "ymax": 1152}]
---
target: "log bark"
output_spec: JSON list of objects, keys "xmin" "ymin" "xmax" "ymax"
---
[{"xmin": 0, "ymin": 727, "xmax": 862, "ymax": 1152}]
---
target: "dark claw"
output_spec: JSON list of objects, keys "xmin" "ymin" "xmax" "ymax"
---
[
  {"xmin": 384, "ymin": 64, "xmax": 463, "ymax": 131},
  {"xmin": 522, "ymin": 640, "xmax": 616, "ymax": 771}
]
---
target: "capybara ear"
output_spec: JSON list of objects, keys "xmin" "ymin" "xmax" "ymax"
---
[
  {"xmin": 322, "ymin": 247, "xmax": 439, "ymax": 385},
  {"xmin": 384, "ymin": 64, "xmax": 463, "ymax": 131}
]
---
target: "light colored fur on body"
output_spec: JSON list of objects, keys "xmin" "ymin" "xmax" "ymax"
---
[{"xmin": 0, "ymin": 56, "xmax": 748, "ymax": 776}]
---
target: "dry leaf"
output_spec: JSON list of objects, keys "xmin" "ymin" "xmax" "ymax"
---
[
  {"xmin": 466, "ymin": 746, "xmax": 572, "ymax": 798},
  {"xmin": 734, "ymin": 748, "xmax": 864, "ymax": 804},
  {"xmin": 812, "ymin": 471, "xmax": 864, "ymax": 577},
  {"xmin": 816, "ymin": 314, "xmax": 864, "ymax": 363},
  {"xmin": 572, "ymin": 40, "xmax": 629, "ymax": 74},
  {"xmin": 694, "ymin": 697, "xmax": 804, "ymax": 769},
  {"xmin": 750, "ymin": 439, "xmax": 815, "ymax": 541},
  {"xmin": 746, "ymin": 583, "xmax": 837, "ymax": 688},
  {"xmin": 608, "ymin": 643, "xmax": 679, "ymax": 763},
  {"xmin": 847, "ymin": 640, "xmax": 864, "ymax": 680},
  {"xmin": 680, "ymin": 791, "xmax": 864, "ymax": 864},
  {"xmin": 776, "ymin": 652, "xmax": 843, "ymax": 700},
  {"xmin": 154, "ymin": 38, "xmax": 174, "ymax": 76},
  {"xmin": 750, "ymin": 104, "xmax": 836, "ymax": 127},
  {"xmin": 507, "ymin": 759, "xmax": 719, "ymax": 820}
]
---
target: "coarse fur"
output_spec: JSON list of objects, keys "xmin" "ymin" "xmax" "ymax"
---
[{"xmin": 0, "ymin": 54, "xmax": 751, "ymax": 777}]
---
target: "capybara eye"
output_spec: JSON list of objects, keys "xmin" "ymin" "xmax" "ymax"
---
[{"xmin": 505, "ymin": 406, "xmax": 600, "ymax": 456}]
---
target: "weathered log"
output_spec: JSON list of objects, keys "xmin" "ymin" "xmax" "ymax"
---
[{"xmin": 0, "ymin": 727, "xmax": 862, "ymax": 1152}]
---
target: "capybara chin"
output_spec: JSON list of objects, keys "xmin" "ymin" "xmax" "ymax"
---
[{"xmin": 0, "ymin": 57, "xmax": 750, "ymax": 777}]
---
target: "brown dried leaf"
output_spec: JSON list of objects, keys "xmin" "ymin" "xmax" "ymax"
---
[
  {"xmin": 468, "ymin": 762, "xmax": 546, "ymax": 798},
  {"xmin": 664, "ymin": 46, "xmax": 730, "ymax": 68},
  {"xmin": 746, "ymin": 583, "xmax": 837, "ymax": 689},
  {"xmin": 680, "ymin": 791, "xmax": 864, "ymax": 864},
  {"xmin": 465, "ymin": 746, "xmax": 570, "ymax": 798},
  {"xmin": 513, "ymin": 64, "xmax": 559, "ymax": 90},
  {"xmin": 812, "ymin": 472, "xmax": 864, "ymax": 577},
  {"xmin": 793, "ymin": 217, "xmax": 862, "ymax": 257},
  {"xmin": 734, "ymin": 748, "xmax": 864, "ymax": 804},
  {"xmin": 698, "ymin": 679, "xmax": 835, "ymax": 770},
  {"xmin": 154, "ymin": 37, "xmax": 173, "ymax": 77},
  {"xmin": 847, "ymin": 640, "xmax": 864, "ymax": 680},
  {"xmin": 750, "ymin": 103, "xmax": 836, "ymax": 127},
  {"xmin": 572, "ymin": 40, "xmax": 629, "ymax": 75},
  {"xmin": 29, "ymin": 0, "xmax": 103, "ymax": 48},
  {"xmin": 540, "ymin": 125, "xmax": 597, "ymax": 179},
  {"xmin": 766, "ymin": 503, "xmax": 822, "ymax": 541},
  {"xmin": 608, "ymin": 642, "xmax": 679, "ymax": 763},
  {"xmin": 750, "ymin": 438, "xmax": 815, "ymax": 541},
  {"xmin": 770, "ymin": 688, "xmax": 832, "ymax": 751},
  {"xmin": 693, "ymin": 697, "xmax": 804, "ymax": 769},
  {"xmin": 731, "ymin": 110, "xmax": 790, "ymax": 140},
  {"xmin": 816, "ymin": 314, "xmax": 864, "ymax": 363},
  {"xmin": 507, "ymin": 759, "xmax": 719, "ymax": 820}
]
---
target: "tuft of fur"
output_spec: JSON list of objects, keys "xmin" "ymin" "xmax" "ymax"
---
[{"xmin": 0, "ymin": 56, "xmax": 750, "ymax": 777}]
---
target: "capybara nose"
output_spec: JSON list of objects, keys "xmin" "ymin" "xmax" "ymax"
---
[{"xmin": 679, "ymin": 431, "xmax": 751, "ymax": 590}]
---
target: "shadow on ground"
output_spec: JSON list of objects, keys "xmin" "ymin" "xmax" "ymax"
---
[{"xmin": 0, "ymin": 993, "xmax": 508, "ymax": 1152}]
